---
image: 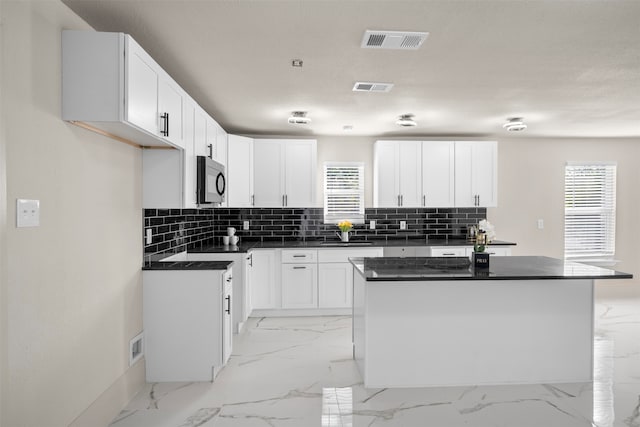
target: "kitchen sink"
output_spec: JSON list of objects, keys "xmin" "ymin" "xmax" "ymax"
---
[{"xmin": 319, "ymin": 241, "xmax": 373, "ymax": 246}]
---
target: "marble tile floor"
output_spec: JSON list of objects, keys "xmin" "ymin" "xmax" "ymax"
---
[{"xmin": 111, "ymin": 284, "xmax": 640, "ymax": 427}]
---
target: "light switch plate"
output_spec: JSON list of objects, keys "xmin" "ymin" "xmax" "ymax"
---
[
  {"xmin": 537, "ymin": 219, "xmax": 544, "ymax": 230},
  {"xmin": 17, "ymin": 199, "xmax": 40, "ymax": 227},
  {"xmin": 400, "ymin": 220, "xmax": 407, "ymax": 230},
  {"xmin": 370, "ymin": 220, "xmax": 376, "ymax": 230},
  {"xmin": 243, "ymin": 220, "xmax": 250, "ymax": 230},
  {"xmin": 145, "ymin": 228, "xmax": 153, "ymax": 244}
]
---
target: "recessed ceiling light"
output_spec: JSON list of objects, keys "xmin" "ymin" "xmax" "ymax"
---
[
  {"xmin": 396, "ymin": 114, "xmax": 417, "ymax": 127},
  {"xmin": 291, "ymin": 59, "xmax": 303, "ymax": 67},
  {"xmin": 503, "ymin": 117, "xmax": 527, "ymax": 132},
  {"xmin": 288, "ymin": 111, "xmax": 311, "ymax": 125}
]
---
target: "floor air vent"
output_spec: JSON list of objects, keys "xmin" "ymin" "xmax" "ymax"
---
[{"xmin": 361, "ymin": 30, "xmax": 429, "ymax": 50}]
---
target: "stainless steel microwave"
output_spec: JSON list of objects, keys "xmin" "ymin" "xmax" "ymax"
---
[{"xmin": 197, "ymin": 156, "xmax": 226, "ymax": 205}]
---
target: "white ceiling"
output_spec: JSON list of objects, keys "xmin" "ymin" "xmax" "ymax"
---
[{"xmin": 62, "ymin": 0, "xmax": 640, "ymax": 139}]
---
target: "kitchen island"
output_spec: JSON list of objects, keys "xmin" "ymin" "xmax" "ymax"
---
[{"xmin": 351, "ymin": 256, "xmax": 632, "ymax": 388}]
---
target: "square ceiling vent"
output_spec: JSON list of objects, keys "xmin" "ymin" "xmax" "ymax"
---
[
  {"xmin": 353, "ymin": 82, "xmax": 394, "ymax": 92},
  {"xmin": 361, "ymin": 30, "xmax": 429, "ymax": 50}
]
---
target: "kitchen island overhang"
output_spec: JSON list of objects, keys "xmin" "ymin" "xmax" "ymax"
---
[{"xmin": 351, "ymin": 256, "xmax": 632, "ymax": 388}]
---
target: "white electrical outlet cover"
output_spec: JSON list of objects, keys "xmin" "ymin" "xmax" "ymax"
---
[
  {"xmin": 243, "ymin": 220, "xmax": 250, "ymax": 230},
  {"xmin": 400, "ymin": 220, "xmax": 407, "ymax": 230},
  {"xmin": 370, "ymin": 220, "xmax": 376, "ymax": 230},
  {"xmin": 17, "ymin": 199, "xmax": 40, "ymax": 227}
]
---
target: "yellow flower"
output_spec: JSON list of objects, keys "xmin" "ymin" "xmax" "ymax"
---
[{"xmin": 337, "ymin": 220, "xmax": 353, "ymax": 232}]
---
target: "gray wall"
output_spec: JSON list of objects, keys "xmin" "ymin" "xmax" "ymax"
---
[{"xmin": 2, "ymin": 2, "xmax": 144, "ymax": 426}]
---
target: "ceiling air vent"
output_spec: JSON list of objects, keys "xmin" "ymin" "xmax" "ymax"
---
[
  {"xmin": 361, "ymin": 30, "xmax": 429, "ymax": 50},
  {"xmin": 352, "ymin": 82, "xmax": 394, "ymax": 92}
]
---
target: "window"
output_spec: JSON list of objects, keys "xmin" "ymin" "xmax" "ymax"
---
[
  {"xmin": 564, "ymin": 162, "xmax": 617, "ymax": 260},
  {"xmin": 324, "ymin": 162, "xmax": 365, "ymax": 224}
]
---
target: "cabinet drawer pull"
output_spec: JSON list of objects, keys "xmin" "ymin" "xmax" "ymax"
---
[
  {"xmin": 292, "ymin": 255, "xmax": 307, "ymax": 258},
  {"xmin": 442, "ymin": 252, "xmax": 456, "ymax": 256},
  {"xmin": 293, "ymin": 266, "xmax": 306, "ymax": 269}
]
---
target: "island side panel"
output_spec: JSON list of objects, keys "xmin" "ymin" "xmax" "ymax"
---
[
  {"xmin": 352, "ymin": 268, "xmax": 367, "ymax": 379},
  {"xmin": 363, "ymin": 279, "xmax": 594, "ymax": 388}
]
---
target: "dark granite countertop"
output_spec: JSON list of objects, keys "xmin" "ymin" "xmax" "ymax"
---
[
  {"xmin": 350, "ymin": 256, "xmax": 632, "ymax": 281},
  {"xmin": 188, "ymin": 239, "xmax": 517, "ymax": 253},
  {"xmin": 142, "ymin": 260, "xmax": 234, "ymax": 271}
]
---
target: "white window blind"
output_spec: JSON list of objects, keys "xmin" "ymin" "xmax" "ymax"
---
[
  {"xmin": 324, "ymin": 162, "xmax": 365, "ymax": 224},
  {"xmin": 564, "ymin": 162, "xmax": 616, "ymax": 260}
]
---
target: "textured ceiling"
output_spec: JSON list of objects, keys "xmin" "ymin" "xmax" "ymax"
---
[{"xmin": 62, "ymin": 0, "xmax": 640, "ymax": 138}]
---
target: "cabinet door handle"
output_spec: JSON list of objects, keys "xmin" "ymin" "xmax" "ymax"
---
[
  {"xmin": 400, "ymin": 195, "xmax": 403, "ymax": 206},
  {"xmin": 477, "ymin": 195, "xmax": 480, "ymax": 206},
  {"xmin": 397, "ymin": 195, "xmax": 401, "ymax": 206},
  {"xmin": 285, "ymin": 194, "xmax": 288, "ymax": 206},
  {"xmin": 251, "ymin": 194, "xmax": 255, "ymax": 206},
  {"xmin": 225, "ymin": 295, "xmax": 231, "ymax": 314},
  {"xmin": 247, "ymin": 254, "xmax": 253, "ymax": 266},
  {"xmin": 282, "ymin": 195, "xmax": 285, "ymax": 206},
  {"xmin": 160, "ymin": 112, "xmax": 169, "ymax": 136},
  {"xmin": 293, "ymin": 266, "xmax": 306, "ymax": 269},
  {"xmin": 208, "ymin": 144, "xmax": 213, "ymax": 159},
  {"xmin": 423, "ymin": 195, "xmax": 426, "ymax": 206}
]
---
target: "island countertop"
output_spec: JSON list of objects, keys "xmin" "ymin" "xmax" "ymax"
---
[{"xmin": 350, "ymin": 256, "xmax": 632, "ymax": 281}]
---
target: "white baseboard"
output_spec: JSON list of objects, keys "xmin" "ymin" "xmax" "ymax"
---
[
  {"xmin": 250, "ymin": 308, "xmax": 351, "ymax": 317},
  {"xmin": 68, "ymin": 359, "xmax": 145, "ymax": 427}
]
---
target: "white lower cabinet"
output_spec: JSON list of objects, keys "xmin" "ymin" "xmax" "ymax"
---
[
  {"xmin": 318, "ymin": 263, "xmax": 352, "ymax": 308},
  {"xmin": 281, "ymin": 263, "xmax": 318, "ymax": 308},
  {"xmin": 249, "ymin": 249, "xmax": 279, "ymax": 309},
  {"xmin": 187, "ymin": 252, "xmax": 249, "ymax": 333},
  {"xmin": 143, "ymin": 267, "xmax": 232, "ymax": 382},
  {"xmin": 317, "ymin": 248, "xmax": 383, "ymax": 309},
  {"xmin": 429, "ymin": 246, "xmax": 468, "ymax": 257},
  {"xmin": 465, "ymin": 246, "xmax": 512, "ymax": 257}
]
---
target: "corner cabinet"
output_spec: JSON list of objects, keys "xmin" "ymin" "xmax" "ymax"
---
[
  {"xmin": 374, "ymin": 140, "xmax": 497, "ymax": 208},
  {"xmin": 252, "ymin": 139, "xmax": 317, "ymax": 207},
  {"xmin": 143, "ymin": 268, "xmax": 232, "ymax": 382},
  {"xmin": 62, "ymin": 30, "xmax": 185, "ymax": 149}
]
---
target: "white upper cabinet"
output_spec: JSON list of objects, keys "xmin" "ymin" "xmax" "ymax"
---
[
  {"xmin": 63, "ymin": 30, "xmax": 190, "ymax": 148},
  {"xmin": 157, "ymin": 72, "xmax": 185, "ymax": 148},
  {"xmin": 373, "ymin": 141, "xmax": 399, "ymax": 207},
  {"xmin": 216, "ymin": 124, "xmax": 228, "ymax": 168},
  {"xmin": 422, "ymin": 141, "xmax": 455, "ymax": 207},
  {"xmin": 194, "ymin": 107, "xmax": 208, "ymax": 158},
  {"xmin": 374, "ymin": 140, "xmax": 497, "ymax": 208},
  {"xmin": 227, "ymin": 135, "xmax": 254, "ymax": 207},
  {"xmin": 125, "ymin": 36, "xmax": 159, "ymax": 136},
  {"xmin": 374, "ymin": 141, "xmax": 422, "ymax": 207},
  {"xmin": 253, "ymin": 140, "xmax": 285, "ymax": 207},
  {"xmin": 252, "ymin": 139, "xmax": 317, "ymax": 208},
  {"xmin": 284, "ymin": 140, "xmax": 317, "ymax": 207},
  {"xmin": 454, "ymin": 141, "xmax": 498, "ymax": 207}
]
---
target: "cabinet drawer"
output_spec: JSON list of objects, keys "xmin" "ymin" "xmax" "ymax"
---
[
  {"xmin": 468, "ymin": 246, "xmax": 512, "ymax": 256},
  {"xmin": 383, "ymin": 247, "xmax": 416, "ymax": 257},
  {"xmin": 318, "ymin": 248, "xmax": 382, "ymax": 263},
  {"xmin": 281, "ymin": 249, "xmax": 317, "ymax": 263},
  {"xmin": 429, "ymin": 247, "xmax": 467, "ymax": 257}
]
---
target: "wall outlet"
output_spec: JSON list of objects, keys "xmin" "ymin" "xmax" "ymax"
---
[
  {"xmin": 145, "ymin": 228, "xmax": 153, "ymax": 244},
  {"xmin": 16, "ymin": 199, "xmax": 40, "ymax": 227},
  {"xmin": 537, "ymin": 219, "xmax": 544, "ymax": 230},
  {"xmin": 400, "ymin": 220, "xmax": 407, "ymax": 230},
  {"xmin": 243, "ymin": 220, "xmax": 250, "ymax": 230},
  {"xmin": 369, "ymin": 220, "xmax": 376, "ymax": 230},
  {"xmin": 129, "ymin": 332, "xmax": 144, "ymax": 367}
]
